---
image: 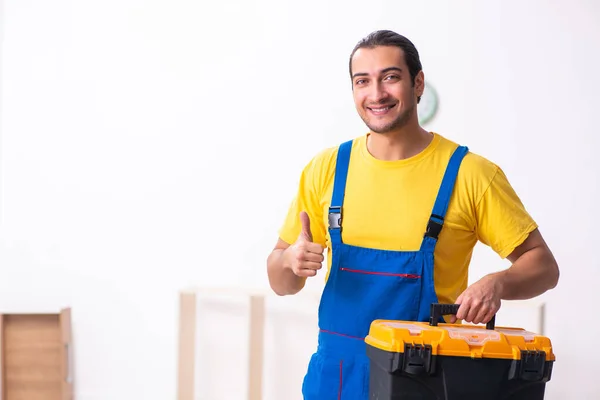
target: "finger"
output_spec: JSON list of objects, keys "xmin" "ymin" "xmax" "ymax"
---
[
  {"xmin": 455, "ymin": 298, "xmax": 467, "ymax": 320},
  {"xmin": 465, "ymin": 301, "xmax": 481, "ymax": 323},
  {"xmin": 294, "ymin": 246, "xmax": 323, "ymax": 262},
  {"xmin": 304, "ymin": 251, "xmax": 325, "ymax": 263},
  {"xmin": 297, "ymin": 264, "xmax": 322, "ymax": 276},
  {"xmin": 303, "ymin": 261, "xmax": 323, "ymax": 270},
  {"xmin": 299, "ymin": 211, "xmax": 313, "ymax": 242},
  {"xmin": 472, "ymin": 305, "xmax": 489, "ymax": 325},
  {"xmin": 482, "ymin": 309, "xmax": 496, "ymax": 325},
  {"xmin": 482, "ymin": 302, "xmax": 500, "ymax": 324},
  {"xmin": 453, "ymin": 293, "xmax": 464, "ymax": 320},
  {"xmin": 295, "ymin": 268, "xmax": 317, "ymax": 277},
  {"xmin": 305, "ymin": 242, "xmax": 325, "ymax": 254}
]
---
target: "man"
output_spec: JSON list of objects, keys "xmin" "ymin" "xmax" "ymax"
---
[{"xmin": 266, "ymin": 30, "xmax": 559, "ymax": 399}]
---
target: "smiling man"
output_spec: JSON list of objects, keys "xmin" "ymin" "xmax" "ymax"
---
[{"xmin": 266, "ymin": 30, "xmax": 559, "ymax": 399}]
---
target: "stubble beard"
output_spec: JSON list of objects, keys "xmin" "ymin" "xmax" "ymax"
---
[{"xmin": 363, "ymin": 101, "xmax": 416, "ymax": 135}]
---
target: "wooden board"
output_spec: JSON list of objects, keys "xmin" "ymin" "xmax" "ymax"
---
[{"xmin": 0, "ymin": 309, "xmax": 72, "ymax": 400}]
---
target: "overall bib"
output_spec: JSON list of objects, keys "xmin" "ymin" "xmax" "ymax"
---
[{"xmin": 301, "ymin": 140, "xmax": 469, "ymax": 400}]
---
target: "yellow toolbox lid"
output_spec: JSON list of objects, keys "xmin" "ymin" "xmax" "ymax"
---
[{"xmin": 365, "ymin": 311, "xmax": 555, "ymax": 362}]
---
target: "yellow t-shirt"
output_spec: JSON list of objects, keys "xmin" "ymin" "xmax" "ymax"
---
[{"xmin": 278, "ymin": 132, "xmax": 538, "ymax": 305}]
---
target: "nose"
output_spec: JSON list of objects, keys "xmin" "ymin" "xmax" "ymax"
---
[{"xmin": 369, "ymin": 81, "xmax": 389, "ymax": 103}]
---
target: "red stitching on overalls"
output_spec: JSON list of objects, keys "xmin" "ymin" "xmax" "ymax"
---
[
  {"xmin": 340, "ymin": 267, "xmax": 420, "ymax": 279},
  {"xmin": 320, "ymin": 329, "xmax": 364, "ymax": 340},
  {"xmin": 338, "ymin": 360, "xmax": 343, "ymax": 400}
]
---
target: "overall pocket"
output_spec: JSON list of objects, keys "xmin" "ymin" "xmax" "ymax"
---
[{"xmin": 325, "ymin": 245, "xmax": 425, "ymax": 330}]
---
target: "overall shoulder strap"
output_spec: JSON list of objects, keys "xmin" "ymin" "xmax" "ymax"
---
[
  {"xmin": 420, "ymin": 145, "xmax": 469, "ymax": 252},
  {"xmin": 328, "ymin": 139, "xmax": 353, "ymax": 245}
]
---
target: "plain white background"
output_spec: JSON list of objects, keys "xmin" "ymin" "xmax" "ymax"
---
[{"xmin": 0, "ymin": 0, "xmax": 598, "ymax": 398}]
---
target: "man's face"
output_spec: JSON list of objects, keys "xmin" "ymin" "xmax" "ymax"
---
[{"xmin": 350, "ymin": 46, "xmax": 423, "ymax": 134}]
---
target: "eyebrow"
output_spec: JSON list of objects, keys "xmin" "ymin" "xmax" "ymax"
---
[{"xmin": 352, "ymin": 67, "xmax": 403, "ymax": 79}]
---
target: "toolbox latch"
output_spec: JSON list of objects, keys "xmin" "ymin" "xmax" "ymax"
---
[
  {"xmin": 509, "ymin": 350, "xmax": 547, "ymax": 381},
  {"xmin": 403, "ymin": 344, "xmax": 435, "ymax": 376}
]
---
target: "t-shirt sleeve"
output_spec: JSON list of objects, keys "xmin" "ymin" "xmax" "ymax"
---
[
  {"xmin": 475, "ymin": 166, "xmax": 538, "ymax": 259},
  {"xmin": 278, "ymin": 156, "xmax": 327, "ymax": 247}
]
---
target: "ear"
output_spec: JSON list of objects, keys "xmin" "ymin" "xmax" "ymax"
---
[{"xmin": 414, "ymin": 70, "xmax": 425, "ymax": 97}]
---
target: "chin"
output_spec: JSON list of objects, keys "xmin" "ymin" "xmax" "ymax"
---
[
  {"xmin": 368, "ymin": 126, "xmax": 394, "ymax": 134},
  {"xmin": 366, "ymin": 120, "xmax": 402, "ymax": 134},
  {"xmin": 365, "ymin": 110, "xmax": 413, "ymax": 133}
]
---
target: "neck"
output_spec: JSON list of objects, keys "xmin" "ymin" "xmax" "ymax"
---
[{"xmin": 367, "ymin": 124, "xmax": 433, "ymax": 161}]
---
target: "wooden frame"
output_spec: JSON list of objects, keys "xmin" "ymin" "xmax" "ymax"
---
[
  {"xmin": 0, "ymin": 308, "xmax": 73, "ymax": 400},
  {"xmin": 177, "ymin": 288, "xmax": 268, "ymax": 400}
]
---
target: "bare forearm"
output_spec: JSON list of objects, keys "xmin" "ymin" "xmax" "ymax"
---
[
  {"xmin": 495, "ymin": 247, "xmax": 559, "ymax": 300},
  {"xmin": 267, "ymin": 249, "xmax": 306, "ymax": 296},
  {"xmin": 452, "ymin": 230, "xmax": 559, "ymax": 325}
]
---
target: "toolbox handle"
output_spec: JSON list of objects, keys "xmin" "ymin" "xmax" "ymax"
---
[{"xmin": 429, "ymin": 303, "xmax": 496, "ymax": 330}]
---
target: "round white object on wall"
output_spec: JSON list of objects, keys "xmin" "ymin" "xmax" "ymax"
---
[{"xmin": 418, "ymin": 81, "xmax": 439, "ymax": 125}]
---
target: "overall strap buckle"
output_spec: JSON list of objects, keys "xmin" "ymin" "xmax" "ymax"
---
[
  {"xmin": 328, "ymin": 206, "xmax": 342, "ymax": 230},
  {"xmin": 424, "ymin": 214, "xmax": 444, "ymax": 239}
]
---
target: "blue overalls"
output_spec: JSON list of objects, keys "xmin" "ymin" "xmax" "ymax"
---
[{"xmin": 301, "ymin": 139, "xmax": 469, "ymax": 399}]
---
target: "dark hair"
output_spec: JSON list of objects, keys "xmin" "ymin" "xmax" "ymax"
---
[{"xmin": 349, "ymin": 30, "xmax": 423, "ymax": 101}]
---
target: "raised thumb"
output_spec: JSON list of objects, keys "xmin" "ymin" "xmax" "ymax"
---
[{"xmin": 299, "ymin": 211, "xmax": 313, "ymax": 242}]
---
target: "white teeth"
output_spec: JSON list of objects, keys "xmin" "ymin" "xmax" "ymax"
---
[{"xmin": 371, "ymin": 106, "xmax": 390, "ymax": 112}]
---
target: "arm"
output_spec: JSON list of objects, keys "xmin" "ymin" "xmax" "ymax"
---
[
  {"xmin": 454, "ymin": 165, "xmax": 559, "ymax": 324},
  {"xmin": 493, "ymin": 228, "xmax": 559, "ymax": 300},
  {"xmin": 267, "ymin": 152, "xmax": 329, "ymax": 296},
  {"xmin": 267, "ymin": 239, "xmax": 306, "ymax": 296},
  {"xmin": 454, "ymin": 229, "xmax": 559, "ymax": 324}
]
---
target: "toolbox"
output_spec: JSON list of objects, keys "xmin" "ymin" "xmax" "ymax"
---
[{"xmin": 365, "ymin": 303, "xmax": 555, "ymax": 400}]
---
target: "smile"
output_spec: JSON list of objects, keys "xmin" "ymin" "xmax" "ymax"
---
[{"xmin": 367, "ymin": 104, "xmax": 396, "ymax": 115}]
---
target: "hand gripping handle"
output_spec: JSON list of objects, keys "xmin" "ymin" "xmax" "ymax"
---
[{"xmin": 429, "ymin": 303, "xmax": 496, "ymax": 330}]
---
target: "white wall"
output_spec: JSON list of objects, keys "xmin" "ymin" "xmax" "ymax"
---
[{"xmin": 0, "ymin": 0, "xmax": 598, "ymax": 399}]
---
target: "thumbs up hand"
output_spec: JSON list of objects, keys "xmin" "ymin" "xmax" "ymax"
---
[{"xmin": 285, "ymin": 211, "xmax": 325, "ymax": 278}]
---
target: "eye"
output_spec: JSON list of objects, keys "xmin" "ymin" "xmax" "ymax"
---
[
  {"xmin": 355, "ymin": 79, "xmax": 367, "ymax": 86},
  {"xmin": 384, "ymin": 74, "xmax": 400, "ymax": 81}
]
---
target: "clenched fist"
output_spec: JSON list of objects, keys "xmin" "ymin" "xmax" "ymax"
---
[
  {"xmin": 284, "ymin": 211, "xmax": 325, "ymax": 277},
  {"xmin": 450, "ymin": 274, "xmax": 503, "ymax": 325}
]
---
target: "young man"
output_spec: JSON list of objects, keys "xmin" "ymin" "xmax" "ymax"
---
[{"xmin": 266, "ymin": 30, "xmax": 559, "ymax": 399}]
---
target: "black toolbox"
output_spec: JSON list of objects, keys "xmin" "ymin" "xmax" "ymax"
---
[{"xmin": 365, "ymin": 303, "xmax": 555, "ymax": 399}]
